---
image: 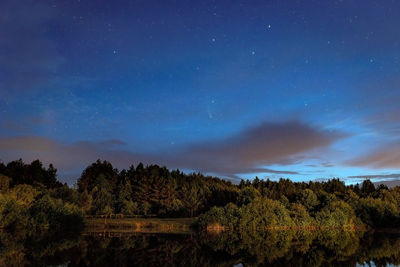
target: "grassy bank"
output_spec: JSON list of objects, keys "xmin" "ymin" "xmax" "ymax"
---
[{"xmin": 85, "ymin": 217, "xmax": 196, "ymax": 234}]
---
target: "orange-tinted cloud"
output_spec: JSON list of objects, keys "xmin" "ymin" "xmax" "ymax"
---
[
  {"xmin": 0, "ymin": 120, "xmax": 346, "ymax": 182},
  {"xmin": 174, "ymin": 120, "xmax": 346, "ymax": 176},
  {"xmin": 349, "ymin": 142, "xmax": 400, "ymax": 168}
]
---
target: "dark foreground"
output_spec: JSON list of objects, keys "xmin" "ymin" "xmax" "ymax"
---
[{"xmin": 1, "ymin": 227, "xmax": 400, "ymax": 266}]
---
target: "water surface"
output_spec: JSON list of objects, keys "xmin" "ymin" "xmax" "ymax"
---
[{"xmin": 1, "ymin": 229, "xmax": 400, "ymax": 266}]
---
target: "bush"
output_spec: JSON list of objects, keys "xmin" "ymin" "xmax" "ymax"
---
[
  {"xmin": 237, "ymin": 186, "xmax": 261, "ymax": 206},
  {"xmin": 240, "ymin": 198, "xmax": 293, "ymax": 229},
  {"xmin": 29, "ymin": 194, "xmax": 84, "ymax": 232},
  {"xmin": 289, "ymin": 203, "xmax": 315, "ymax": 227},
  {"xmin": 0, "ymin": 194, "xmax": 29, "ymax": 230},
  {"xmin": 355, "ymin": 197, "xmax": 399, "ymax": 227},
  {"xmin": 121, "ymin": 200, "xmax": 138, "ymax": 216},
  {"xmin": 316, "ymin": 200, "xmax": 359, "ymax": 229},
  {"xmin": 197, "ymin": 203, "xmax": 240, "ymax": 229},
  {"xmin": 296, "ymin": 189, "xmax": 319, "ymax": 211},
  {"xmin": 198, "ymin": 198, "xmax": 294, "ymax": 230}
]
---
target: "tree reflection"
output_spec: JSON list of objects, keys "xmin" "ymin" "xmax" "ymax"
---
[{"xmin": 1, "ymin": 229, "xmax": 400, "ymax": 266}]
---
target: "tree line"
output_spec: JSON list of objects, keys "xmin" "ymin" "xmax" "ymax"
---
[
  {"xmin": 198, "ymin": 177, "xmax": 400, "ymax": 229},
  {"xmin": 0, "ymin": 160, "xmax": 84, "ymax": 234},
  {"xmin": 1, "ymin": 159, "xmax": 400, "ymax": 230}
]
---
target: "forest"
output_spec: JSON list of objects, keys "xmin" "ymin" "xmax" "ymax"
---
[{"xmin": 1, "ymin": 159, "xmax": 400, "ymax": 232}]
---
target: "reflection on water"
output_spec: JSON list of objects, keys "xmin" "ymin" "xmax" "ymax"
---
[{"xmin": 1, "ymin": 229, "xmax": 400, "ymax": 266}]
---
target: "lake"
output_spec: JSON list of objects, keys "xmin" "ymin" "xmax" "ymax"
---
[{"xmin": 1, "ymin": 228, "xmax": 400, "ymax": 266}]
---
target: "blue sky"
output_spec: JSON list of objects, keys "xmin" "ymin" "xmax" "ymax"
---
[{"xmin": 1, "ymin": 0, "xmax": 400, "ymax": 184}]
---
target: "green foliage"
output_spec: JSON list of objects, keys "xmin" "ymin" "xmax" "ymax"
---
[
  {"xmin": 77, "ymin": 160, "xmax": 119, "ymax": 193},
  {"xmin": 0, "ymin": 194, "xmax": 29, "ymax": 230},
  {"xmin": 199, "ymin": 198, "xmax": 296, "ymax": 230},
  {"xmin": 316, "ymin": 200, "xmax": 359, "ymax": 229},
  {"xmin": 0, "ymin": 159, "xmax": 60, "ymax": 188},
  {"xmin": 76, "ymin": 162, "xmax": 237, "ymax": 217},
  {"xmin": 323, "ymin": 178, "xmax": 346, "ymax": 194},
  {"xmin": 180, "ymin": 184, "xmax": 209, "ymax": 217},
  {"xmin": 197, "ymin": 176, "xmax": 400, "ymax": 230},
  {"xmin": 103, "ymin": 205, "xmax": 113, "ymax": 216},
  {"xmin": 289, "ymin": 203, "xmax": 315, "ymax": 227},
  {"xmin": 8, "ymin": 184, "xmax": 38, "ymax": 206},
  {"xmin": 79, "ymin": 189, "xmax": 93, "ymax": 213},
  {"xmin": 0, "ymin": 188, "xmax": 84, "ymax": 234},
  {"xmin": 2, "ymin": 158, "xmax": 400, "ymax": 229},
  {"xmin": 50, "ymin": 184, "xmax": 80, "ymax": 205},
  {"xmin": 90, "ymin": 186, "xmax": 113, "ymax": 215},
  {"xmin": 140, "ymin": 202, "xmax": 151, "ymax": 216},
  {"xmin": 237, "ymin": 186, "xmax": 261, "ymax": 206},
  {"xmin": 120, "ymin": 200, "xmax": 138, "ymax": 216},
  {"xmin": 116, "ymin": 179, "xmax": 133, "ymax": 212},
  {"xmin": 0, "ymin": 160, "xmax": 85, "ymax": 234},
  {"xmin": 316, "ymin": 190, "xmax": 337, "ymax": 208},
  {"xmin": 355, "ymin": 197, "xmax": 399, "ymax": 227},
  {"xmin": 197, "ymin": 203, "xmax": 240, "ymax": 228},
  {"xmin": 239, "ymin": 198, "xmax": 293, "ymax": 229},
  {"xmin": 361, "ymin": 179, "xmax": 376, "ymax": 197},
  {"xmin": 29, "ymin": 194, "xmax": 84, "ymax": 232},
  {"xmin": 296, "ymin": 188, "xmax": 319, "ymax": 211},
  {"xmin": 0, "ymin": 175, "xmax": 11, "ymax": 192}
]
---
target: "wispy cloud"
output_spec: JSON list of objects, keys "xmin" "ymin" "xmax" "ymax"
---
[
  {"xmin": 0, "ymin": 120, "xmax": 346, "ymax": 182},
  {"xmin": 348, "ymin": 141, "xmax": 400, "ymax": 169},
  {"xmin": 348, "ymin": 173, "xmax": 400, "ymax": 179},
  {"xmin": 174, "ymin": 120, "xmax": 346, "ymax": 176}
]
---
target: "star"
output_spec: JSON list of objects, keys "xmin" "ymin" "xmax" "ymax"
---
[
  {"xmin": 267, "ymin": 24, "xmax": 272, "ymax": 29},
  {"xmin": 251, "ymin": 51, "xmax": 256, "ymax": 55}
]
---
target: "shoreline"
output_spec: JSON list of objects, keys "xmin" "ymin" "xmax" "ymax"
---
[
  {"xmin": 85, "ymin": 217, "xmax": 196, "ymax": 234},
  {"xmin": 82, "ymin": 217, "xmax": 400, "ymax": 235}
]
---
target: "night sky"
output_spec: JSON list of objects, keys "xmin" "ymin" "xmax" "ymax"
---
[{"xmin": 1, "ymin": 0, "xmax": 400, "ymax": 185}]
